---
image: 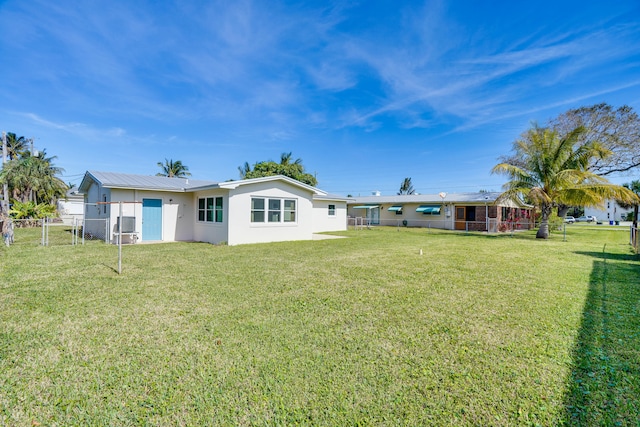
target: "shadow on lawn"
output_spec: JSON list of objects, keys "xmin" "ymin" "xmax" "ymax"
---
[{"xmin": 563, "ymin": 250, "xmax": 640, "ymax": 425}]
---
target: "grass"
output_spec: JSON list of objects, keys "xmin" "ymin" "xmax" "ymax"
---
[{"xmin": 1, "ymin": 225, "xmax": 639, "ymax": 425}]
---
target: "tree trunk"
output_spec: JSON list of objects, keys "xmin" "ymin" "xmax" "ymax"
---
[
  {"xmin": 557, "ymin": 204, "xmax": 570, "ymax": 219},
  {"xmin": 536, "ymin": 203, "xmax": 552, "ymax": 239}
]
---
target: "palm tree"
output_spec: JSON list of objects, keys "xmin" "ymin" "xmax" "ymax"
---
[
  {"xmin": 238, "ymin": 161, "xmax": 252, "ymax": 179},
  {"xmin": 492, "ymin": 125, "xmax": 638, "ymax": 239},
  {"xmin": 5, "ymin": 133, "xmax": 27, "ymax": 160},
  {"xmin": 279, "ymin": 152, "xmax": 302, "ymax": 166},
  {"xmin": 398, "ymin": 177, "xmax": 415, "ymax": 195},
  {"xmin": 156, "ymin": 159, "xmax": 191, "ymax": 178},
  {"xmin": 0, "ymin": 149, "xmax": 67, "ymax": 204},
  {"xmin": 621, "ymin": 180, "xmax": 640, "ymax": 228},
  {"xmin": 238, "ymin": 152, "xmax": 317, "ymax": 186}
]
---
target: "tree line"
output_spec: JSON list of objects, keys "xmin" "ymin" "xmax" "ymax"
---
[{"xmin": 1, "ymin": 132, "xmax": 67, "ymax": 218}]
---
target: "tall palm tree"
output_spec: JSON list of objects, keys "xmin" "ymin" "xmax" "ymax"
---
[
  {"xmin": 398, "ymin": 177, "xmax": 415, "ymax": 195},
  {"xmin": 5, "ymin": 133, "xmax": 27, "ymax": 160},
  {"xmin": 492, "ymin": 125, "xmax": 638, "ymax": 239},
  {"xmin": 156, "ymin": 159, "xmax": 191, "ymax": 178}
]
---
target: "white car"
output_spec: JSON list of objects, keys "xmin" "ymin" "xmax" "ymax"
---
[{"xmin": 564, "ymin": 216, "xmax": 575, "ymax": 224}]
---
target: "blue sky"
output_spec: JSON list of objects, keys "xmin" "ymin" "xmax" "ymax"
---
[{"xmin": 1, "ymin": 0, "xmax": 639, "ymax": 196}]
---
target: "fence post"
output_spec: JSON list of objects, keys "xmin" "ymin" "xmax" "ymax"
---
[
  {"xmin": 41, "ymin": 218, "xmax": 45, "ymax": 246},
  {"xmin": 118, "ymin": 201, "xmax": 123, "ymax": 274}
]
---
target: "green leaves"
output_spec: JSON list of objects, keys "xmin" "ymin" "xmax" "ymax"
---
[
  {"xmin": 0, "ymin": 149, "xmax": 67, "ymax": 205},
  {"xmin": 239, "ymin": 152, "xmax": 318, "ymax": 186},
  {"xmin": 156, "ymin": 159, "xmax": 191, "ymax": 178},
  {"xmin": 8, "ymin": 200, "xmax": 57, "ymax": 219},
  {"xmin": 493, "ymin": 124, "xmax": 639, "ymax": 238}
]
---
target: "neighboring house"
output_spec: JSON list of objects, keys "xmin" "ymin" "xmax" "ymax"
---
[
  {"xmin": 78, "ymin": 171, "xmax": 348, "ymax": 245},
  {"xmin": 347, "ymin": 192, "xmax": 533, "ymax": 232},
  {"xmin": 584, "ymin": 199, "xmax": 633, "ymax": 224},
  {"xmin": 57, "ymin": 186, "xmax": 85, "ymax": 225}
]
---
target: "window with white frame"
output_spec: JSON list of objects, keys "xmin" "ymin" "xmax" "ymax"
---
[
  {"xmin": 328, "ymin": 204, "xmax": 336, "ymax": 216},
  {"xmin": 284, "ymin": 199, "xmax": 296, "ymax": 222},
  {"xmin": 251, "ymin": 198, "xmax": 265, "ymax": 222},
  {"xmin": 251, "ymin": 197, "xmax": 297, "ymax": 223},
  {"xmin": 198, "ymin": 196, "xmax": 223, "ymax": 223},
  {"xmin": 268, "ymin": 199, "xmax": 281, "ymax": 222}
]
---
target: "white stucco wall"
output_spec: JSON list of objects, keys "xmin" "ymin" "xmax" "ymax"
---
[
  {"xmin": 57, "ymin": 197, "xmax": 84, "ymax": 225},
  {"xmin": 312, "ymin": 200, "xmax": 348, "ymax": 232},
  {"xmin": 348, "ymin": 203, "xmax": 452, "ymax": 229},
  {"xmin": 584, "ymin": 200, "xmax": 633, "ymax": 223},
  {"xmin": 192, "ymin": 190, "xmax": 229, "ymax": 244},
  {"xmin": 226, "ymin": 181, "xmax": 314, "ymax": 245},
  {"xmin": 109, "ymin": 189, "xmax": 194, "ymax": 242}
]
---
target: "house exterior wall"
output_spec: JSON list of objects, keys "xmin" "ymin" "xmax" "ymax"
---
[
  {"xmin": 347, "ymin": 199, "xmax": 533, "ymax": 232},
  {"xmin": 109, "ymin": 189, "xmax": 194, "ymax": 243},
  {"xmin": 226, "ymin": 181, "xmax": 314, "ymax": 245},
  {"xmin": 57, "ymin": 196, "xmax": 84, "ymax": 225},
  {"xmin": 349, "ymin": 203, "xmax": 453, "ymax": 229},
  {"xmin": 83, "ymin": 182, "xmax": 111, "ymax": 238},
  {"xmin": 584, "ymin": 200, "xmax": 632, "ymax": 223},
  {"xmin": 312, "ymin": 200, "xmax": 348, "ymax": 233},
  {"xmin": 192, "ymin": 189, "xmax": 229, "ymax": 244}
]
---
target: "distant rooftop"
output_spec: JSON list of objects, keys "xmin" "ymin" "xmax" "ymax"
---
[{"xmin": 350, "ymin": 192, "xmax": 504, "ymax": 204}]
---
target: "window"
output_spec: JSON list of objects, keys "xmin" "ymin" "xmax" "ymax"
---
[
  {"xmin": 251, "ymin": 198, "xmax": 265, "ymax": 222},
  {"xmin": 198, "ymin": 197, "xmax": 223, "ymax": 223},
  {"xmin": 268, "ymin": 199, "xmax": 281, "ymax": 222},
  {"xmin": 328, "ymin": 204, "xmax": 336, "ymax": 216},
  {"xmin": 215, "ymin": 197, "xmax": 223, "ymax": 222},
  {"xmin": 251, "ymin": 197, "xmax": 297, "ymax": 223},
  {"xmin": 388, "ymin": 205, "xmax": 403, "ymax": 215},
  {"xmin": 103, "ymin": 195, "xmax": 107, "ymax": 214},
  {"xmin": 284, "ymin": 200, "xmax": 296, "ymax": 222}
]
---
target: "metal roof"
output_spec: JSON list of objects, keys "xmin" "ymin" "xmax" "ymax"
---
[
  {"xmin": 78, "ymin": 171, "xmax": 336, "ymax": 197},
  {"xmin": 349, "ymin": 192, "xmax": 528, "ymax": 205},
  {"xmin": 80, "ymin": 171, "xmax": 217, "ymax": 193}
]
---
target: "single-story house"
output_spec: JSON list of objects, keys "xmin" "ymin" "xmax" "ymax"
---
[
  {"xmin": 57, "ymin": 186, "xmax": 85, "ymax": 225},
  {"xmin": 347, "ymin": 192, "xmax": 533, "ymax": 232},
  {"xmin": 78, "ymin": 171, "xmax": 349, "ymax": 245}
]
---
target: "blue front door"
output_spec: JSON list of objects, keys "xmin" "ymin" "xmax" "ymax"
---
[{"xmin": 142, "ymin": 199, "xmax": 163, "ymax": 241}]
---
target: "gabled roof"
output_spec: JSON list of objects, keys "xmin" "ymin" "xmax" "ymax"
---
[
  {"xmin": 79, "ymin": 171, "xmax": 217, "ymax": 193},
  {"xmin": 78, "ymin": 171, "xmax": 333, "ymax": 197},
  {"xmin": 202, "ymin": 174, "xmax": 327, "ymax": 196},
  {"xmin": 349, "ymin": 192, "xmax": 530, "ymax": 207}
]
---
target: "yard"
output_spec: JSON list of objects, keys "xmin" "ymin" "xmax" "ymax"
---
[{"xmin": 1, "ymin": 225, "xmax": 639, "ymax": 425}]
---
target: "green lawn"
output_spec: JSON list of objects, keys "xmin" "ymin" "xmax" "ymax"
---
[{"xmin": 1, "ymin": 226, "xmax": 638, "ymax": 426}]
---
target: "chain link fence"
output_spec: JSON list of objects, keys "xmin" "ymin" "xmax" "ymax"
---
[
  {"xmin": 348, "ymin": 216, "xmax": 533, "ymax": 233},
  {"xmin": 4, "ymin": 217, "xmax": 109, "ymax": 247}
]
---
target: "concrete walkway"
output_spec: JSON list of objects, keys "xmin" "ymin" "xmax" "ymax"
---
[{"xmin": 312, "ymin": 234, "xmax": 347, "ymax": 240}]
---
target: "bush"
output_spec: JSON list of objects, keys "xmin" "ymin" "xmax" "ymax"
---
[
  {"xmin": 549, "ymin": 212, "xmax": 563, "ymax": 231},
  {"xmin": 9, "ymin": 200, "xmax": 58, "ymax": 220}
]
